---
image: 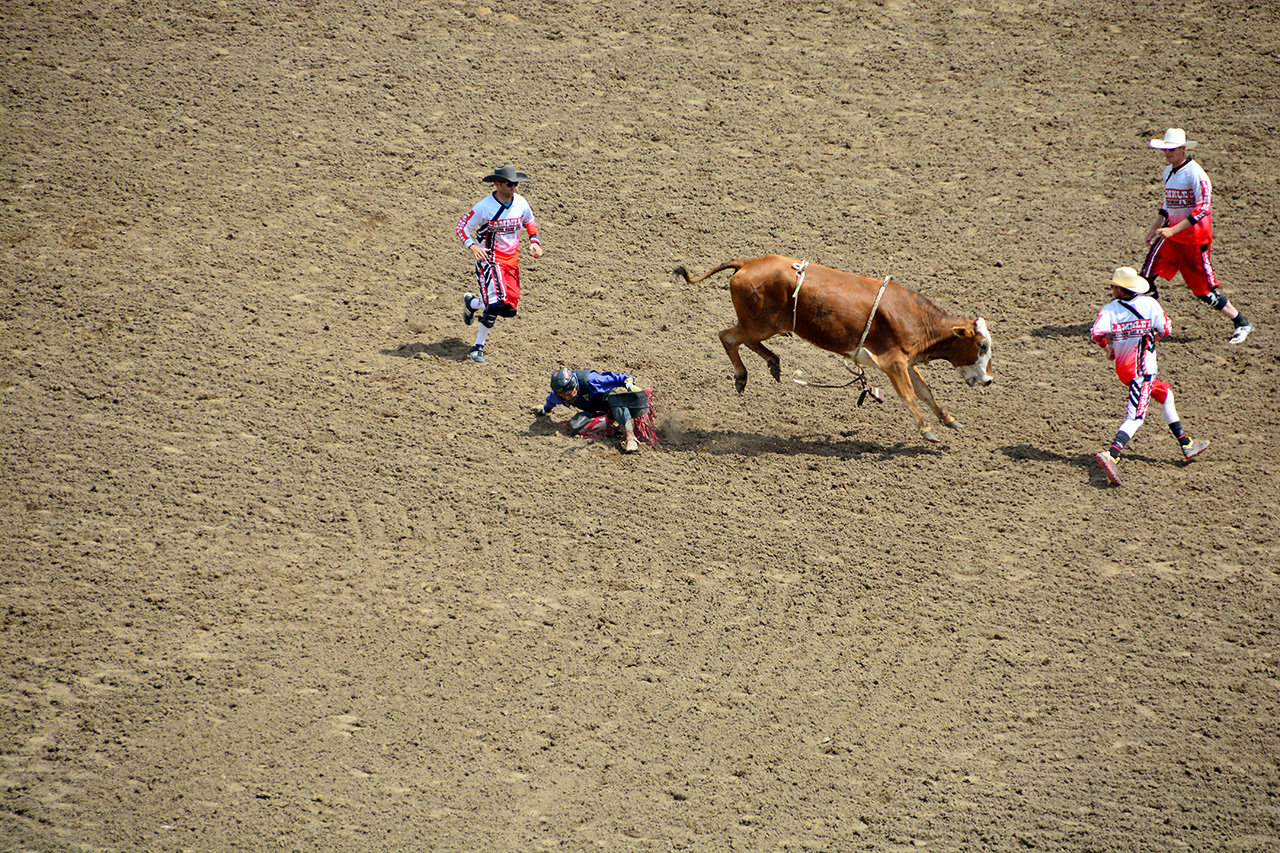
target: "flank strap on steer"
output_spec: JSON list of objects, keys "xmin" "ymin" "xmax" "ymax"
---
[
  {"xmin": 792, "ymin": 272, "xmax": 890, "ymax": 406},
  {"xmin": 790, "ymin": 260, "xmax": 809, "ymax": 332}
]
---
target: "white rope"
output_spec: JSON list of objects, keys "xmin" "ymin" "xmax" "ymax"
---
[{"xmin": 848, "ymin": 275, "xmax": 892, "ymax": 391}]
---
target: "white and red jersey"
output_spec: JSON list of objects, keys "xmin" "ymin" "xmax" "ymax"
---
[
  {"xmin": 456, "ymin": 193, "xmax": 539, "ymax": 265},
  {"xmin": 1159, "ymin": 158, "xmax": 1213, "ymax": 245},
  {"xmin": 1091, "ymin": 294, "xmax": 1171, "ymax": 382}
]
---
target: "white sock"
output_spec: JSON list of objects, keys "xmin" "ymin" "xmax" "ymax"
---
[
  {"xmin": 474, "ymin": 325, "xmax": 490, "ymax": 347},
  {"xmin": 1161, "ymin": 390, "xmax": 1180, "ymax": 425}
]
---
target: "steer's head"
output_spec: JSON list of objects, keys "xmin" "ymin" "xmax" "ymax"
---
[{"xmin": 953, "ymin": 317, "xmax": 994, "ymax": 388}]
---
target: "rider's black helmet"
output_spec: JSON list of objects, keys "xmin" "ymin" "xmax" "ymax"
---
[{"xmin": 550, "ymin": 367, "xmax": 578, "ymax": 400}]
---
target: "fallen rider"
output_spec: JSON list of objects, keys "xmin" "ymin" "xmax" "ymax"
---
[{"xmin": 536, "ymin": 367, "xmax": 658, "ymax": 454}]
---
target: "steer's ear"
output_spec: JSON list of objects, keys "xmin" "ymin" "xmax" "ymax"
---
[{"xmin": 952, "ymin": 325, "xmax": 976, "ymax": 338}]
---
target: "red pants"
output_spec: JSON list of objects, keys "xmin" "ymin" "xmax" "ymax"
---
[
  {"xmin": 1141, "ymin": 237, "xmax": 1218, "ymax": 297},
  {"xmin": 475, "ymin": 260, "xmax": 521, "ymax": 309}
]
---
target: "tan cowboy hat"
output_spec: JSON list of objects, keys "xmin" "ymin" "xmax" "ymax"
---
[
  {"xmin": 1105, "ymin": 266, "xmax": 1150, "ymax": 294},
  {"xmin": 481, "ymin": 164, "xmax": 530, "ymax": 183},
  {"xmin": 1150, "ymin": 128, "xmax": 1198, "ymax": 150}
]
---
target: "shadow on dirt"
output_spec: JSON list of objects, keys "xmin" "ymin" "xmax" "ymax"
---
[
  {"xmin": 1029, "ymin": 323, "xmax": 1198, "ymax": 345},
  {"xmin": 525, "ymin": 425, "xmax": 945, "ymax": 461},
  {"xmin": 1030, "ymin": 323, "xmax": 1093, "ymax": 339},
  {"xmin": 381, "ymin": 338, "xmax": 471, "ymax": 360},
  {"xmin": 1001, "ymin": 443, "xmax": 1119, "ymax": 488},
  {"xmin": 1000, "ymin": 443, "xmax": 1194, "ymax": 488},
  {"xmin": 1000, "ymin": 444, "xmax": 1091, "ymax": 466}
]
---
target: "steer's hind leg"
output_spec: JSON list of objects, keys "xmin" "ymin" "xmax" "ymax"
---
[
  {"xmin": 719, "ymin": 326, "xmax": 751, "ymax": 394},
  {"xmin": 746, "ymin": 341, "xmax": 782, "ymax": 383},
  {"xmin": 909, "ymin": 365, "xmax": 962, "ymax": 431}
]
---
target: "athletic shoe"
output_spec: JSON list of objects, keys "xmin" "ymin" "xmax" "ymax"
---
[
  {"xmin": 623, "ymin": 436, "xmax": 639, "ymax": 454},
  {"xmin": 1095, "ymin": 452, "xmax": 1121, "ymax": 486},
  {"xmin": 1229, "ymin": 322, "xmax": 1254, "ymax": 344},
  {"xmin": 462, "ymin": 293, "xmax": 476, "ymax": 326},
  {"xmin": 467, "ymin": 344, "xmax": 485, "ymax": 364},
  {"xmin": 1182, "ymin": 438, "xmax": 1210, "ymax": 461}
]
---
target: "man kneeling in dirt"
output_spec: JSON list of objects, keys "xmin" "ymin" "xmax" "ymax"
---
[{"xmin": 536, "ymin": 367, "xmax": 658, "ymax": 454}]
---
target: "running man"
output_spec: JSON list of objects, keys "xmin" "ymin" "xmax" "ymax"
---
[
  {"xmin": 456, "ymin": 164, "xmax": 543, "ymax": 364},
  {"xmin": 1140, "ymin": 128, "xmax": 1254, "ymax": 344}
]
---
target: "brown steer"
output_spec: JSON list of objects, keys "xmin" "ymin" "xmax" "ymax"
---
[{"xmin": 675, "ymin": 255, "xmax": 994, "ymax": 442}]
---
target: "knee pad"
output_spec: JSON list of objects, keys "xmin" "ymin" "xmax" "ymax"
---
[
  {"xmin": 480, "ymin": 302, "xmax": 517, "ymax": 328},
  {"xmin": 1197, "ymin": 289, "xmax": 1227, "ymax": 310}
]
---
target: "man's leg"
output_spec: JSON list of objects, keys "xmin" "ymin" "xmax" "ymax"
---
[
  {"xmin": 1097, "ymin": 376, "xmax": 1154, "ymax": 485},
  {"xmin": 1185, "ymin": 244, "xmax": 1253, "ymax": 343}
]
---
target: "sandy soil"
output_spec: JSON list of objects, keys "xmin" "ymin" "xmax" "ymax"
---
[{"xmin": 3, "ymin": 1, "xmax": 1279, "ymax": 850}]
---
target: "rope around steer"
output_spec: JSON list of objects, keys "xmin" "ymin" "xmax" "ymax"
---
[
  {"xmin": 859, "ymin": 275, "xmax": 891, "ymax": 351},
  {"xmin": 791, "ymin": 264, "xmax": 890, "ymax": 404}
]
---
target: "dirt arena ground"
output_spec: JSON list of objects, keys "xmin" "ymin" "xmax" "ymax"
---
[{"xmin": 3, "ymin": 1, "xmax": 1279, "ymax": 850}]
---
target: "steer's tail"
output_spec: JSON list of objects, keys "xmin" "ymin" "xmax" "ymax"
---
[{"xmin": 673, "ymin": 260, "xmax": 744, "ymax": 284}]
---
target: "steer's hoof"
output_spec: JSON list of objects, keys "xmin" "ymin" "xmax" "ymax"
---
[
  {"xmin": 947, "ymin": 420, "xmax": 964, "ymax": 431},
  {"xmin": 923, "ymin": 430, "xmax": 940, "ymax": 443}
]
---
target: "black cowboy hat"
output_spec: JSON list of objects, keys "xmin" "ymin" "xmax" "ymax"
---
[{"xmin": 481, "ymin": 164, "xmax": 530, "ymax": 183}]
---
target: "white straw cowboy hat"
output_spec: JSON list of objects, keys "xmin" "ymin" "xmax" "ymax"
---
[
  {"xmin": 481, "ymin": 164, "xmax": 530, "ymax": 183},
  {"xmin": 1105, "ymin": 266, "xmax": 1150, "ymax": 294},
  {"xmin": 1150, "ymin": 128, "xmax": 1198, "ymax": 150}
]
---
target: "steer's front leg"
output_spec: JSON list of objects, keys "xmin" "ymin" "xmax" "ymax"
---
[
  {"xmin": 909, "ymin": 365, "xmax": 963, "ymax": 431},
  {"xmin": 882, "ymin": 362, "xmax": 938, "ymax": 442}
]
